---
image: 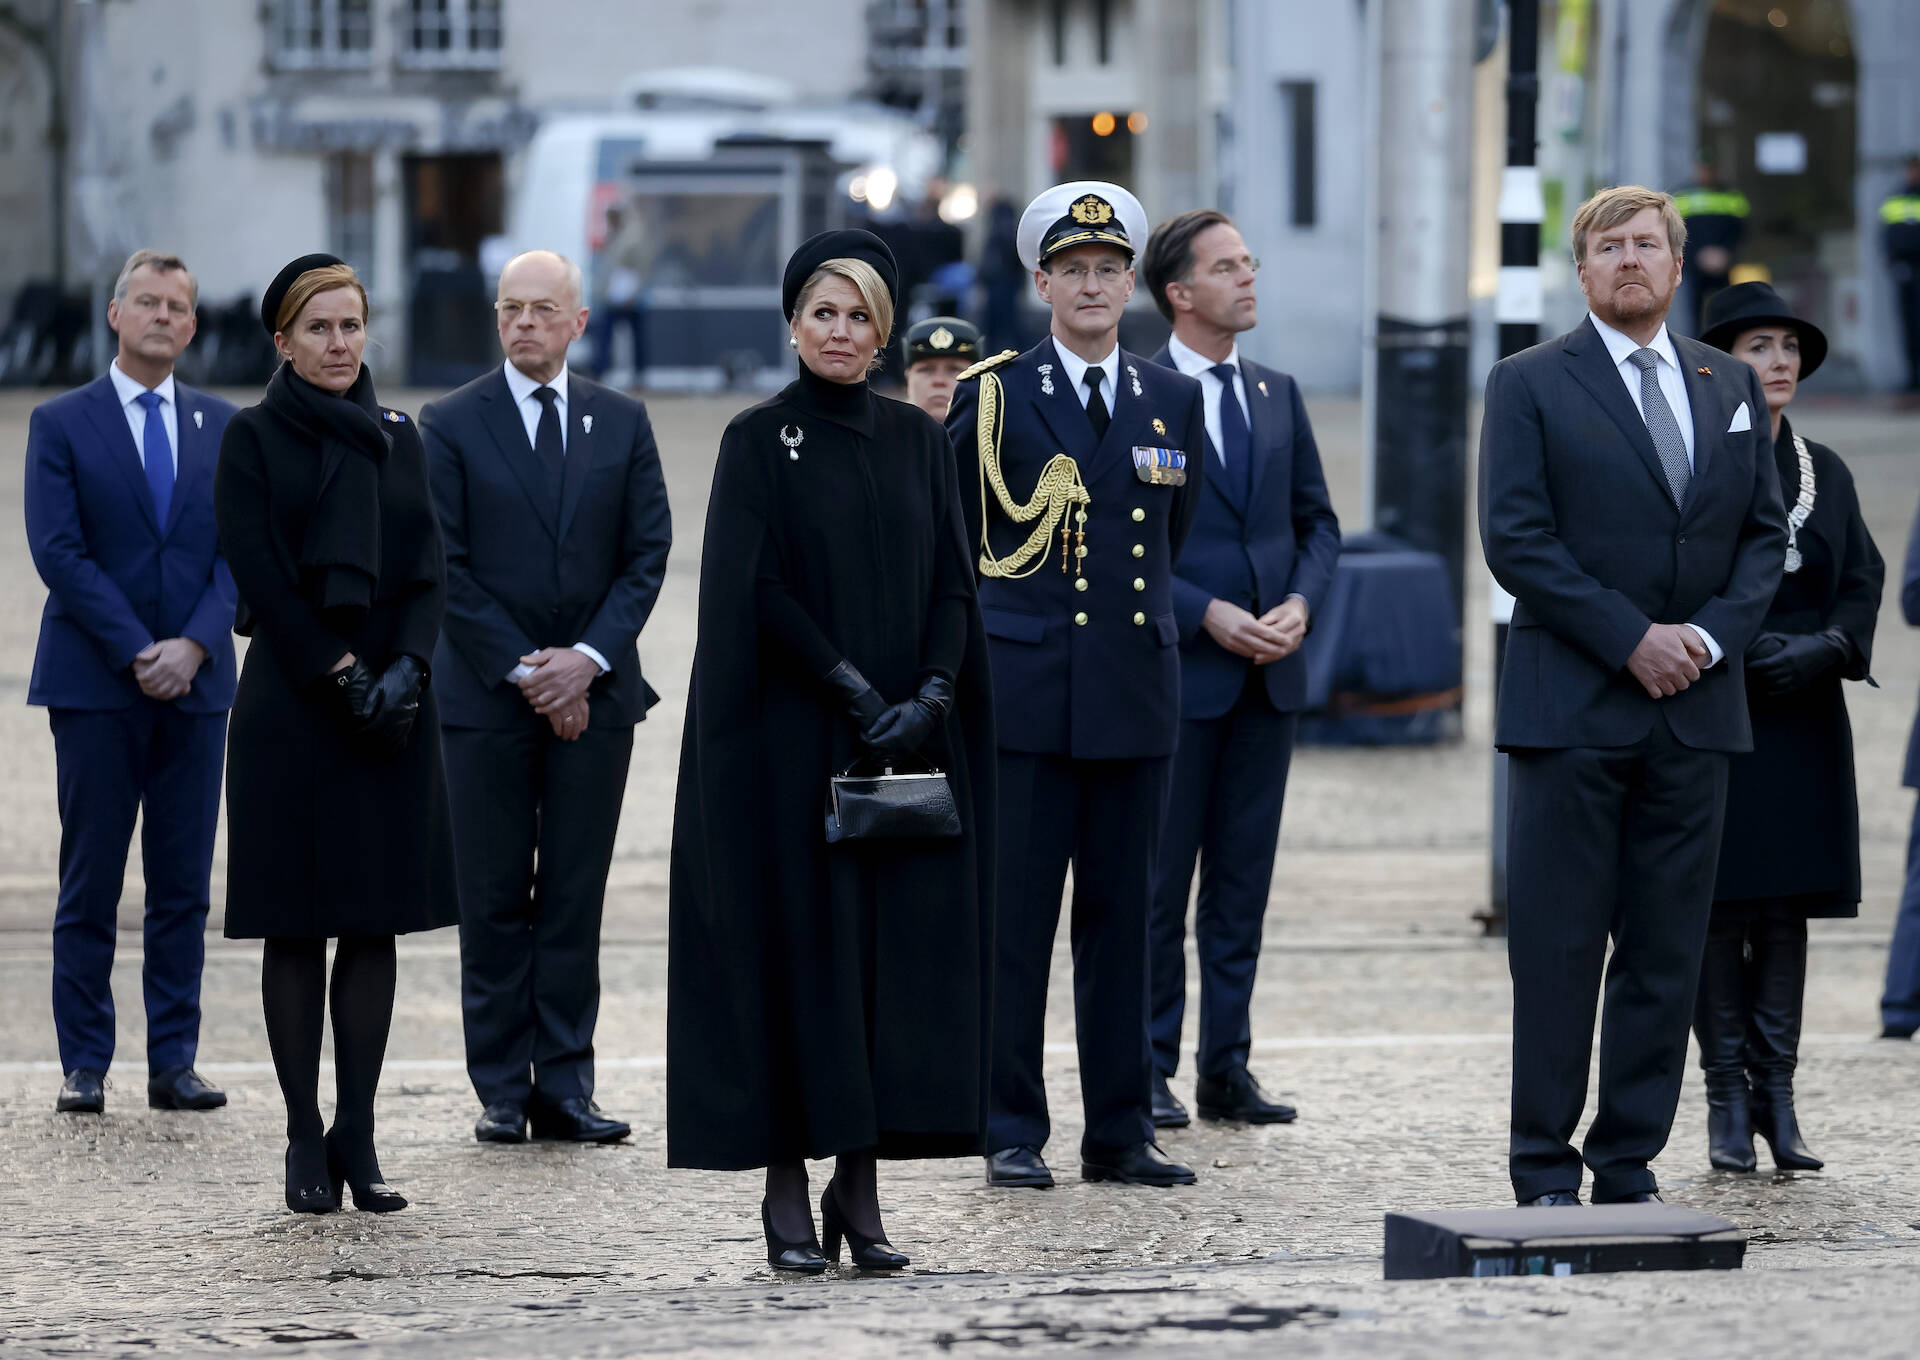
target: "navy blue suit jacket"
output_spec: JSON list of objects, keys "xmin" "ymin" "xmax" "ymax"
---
[
  {"xmin": 25, "ymin": 373, "xmax": 237, "ymax": 712},
  {"xmin": 420, "ymin": 367, "xmax": 672, "ymax": 730},
  {"xmin": 1479, "ymin": 319, "xmax": 1787, "ymax": 752},
  {"xmin": 1149, "ymin": 348, "xmax": 1341, "ymax": 717},
  {"xmin": 1901, "ymin": 491, "xmax": 1920, "ymax": 789},
  {"xmin": 947, "ymin": 338, "xmax": 1205, "ymax": 759}
]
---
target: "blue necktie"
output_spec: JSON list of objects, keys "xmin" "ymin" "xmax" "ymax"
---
[
  {"xmin": 1210, "ymin": 363, "xmax": 1251, "ymax": 504},
  {"xmin": 135, "ymin": 390, "xmax": 174, "ymax": 526}
]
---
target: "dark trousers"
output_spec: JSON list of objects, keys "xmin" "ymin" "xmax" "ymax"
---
[
  {"xmin": 1506, "ymin": 718, "xmax": 1729, "ymax": 1202},
  {"xmin": 1149, "ymin": 675, "xmax": 1297, "ymax": 1082},
  {"xmin": 1881, "ymin": 793, "xmax": 1920, "ymax": 1032},
  {"xmin": 48, "ymin": 702, "xmax": 226, "ymax": 1075},
  {"xmin": 445, "ymin": 717, "xmax": 633, "ymax": 1108},
  {"xmin": 1895, "ymin": 268, "xmax": 1920, "ymax": 391},
  {"xmin": 988, "ymin": 752, "xmax": 1167, "ymax": 1155}
]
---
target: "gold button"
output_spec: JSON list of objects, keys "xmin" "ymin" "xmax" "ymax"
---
[
  {"xmin": 1133, "ymin": 578, "xmax": 1145, "ymax": 591},
  {"xmin": 1131, "ymin": 507, "xmax": 1145, "ymax": 522},
  {"xmin": 1132, "ymin": 544, "xmax": 1145, "ymax": 558},
  {"xmin": 1074, "ymin": 577, "xmax": 1089, "ymax": 592},
  {"xmin": 1133, "ymin": 611, "xmax": 1147, "ymax": 626},
  {"xmin": 1074, "ymin": 612, "xmax": 1089, "ymax": 626}
]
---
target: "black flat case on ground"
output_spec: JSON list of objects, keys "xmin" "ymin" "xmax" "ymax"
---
[{"xmin": 1384, "ymin": 1205, "xmax": 1747, "ymax": 1279}]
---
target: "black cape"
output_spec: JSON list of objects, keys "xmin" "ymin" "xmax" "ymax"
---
[
  {"xmin": 667, "ymin": 364, "xmax": 997, "ymax": 1169},
  {"xmin": 1713, "ymin": 415, "xmax": 1884, "ymax": 917}
]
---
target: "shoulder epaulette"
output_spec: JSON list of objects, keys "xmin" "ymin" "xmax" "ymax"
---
[{"xmin": 957, "ymin": 349, "xmax": 1019, "ymax": 382}]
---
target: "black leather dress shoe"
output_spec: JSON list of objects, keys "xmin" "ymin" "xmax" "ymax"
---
[
  {"xmin": 1081, "ymin": 1141, "xmax": 1197, "ymax": 1186},
  {"xmin": 147, "ymin": 1067, "xmax": 226, "ymax": 1110},
  {"xmin": 56, "ymin": 1069, "xmax": 105, "ymax": 1114},
  {"xmin": 1879, "ymin": 1025, "xmax": 1915, "ymax": 1040},
  {"xmin": 528, "ymin": 1096, "xmax": 630, "ymax": 1143},
  {"xmin": 1195, "ymin": 1069, "xmax": 1297, "ymax": 1124},
  {"xmin": 984, "ymin": 1145, "xmax": 1054, "ymax": 1188},
  {"xmin": 1521, "ymin": 1190, "xmax": 1582, "ymax": 1207},
  {"xmin": 1150, "ymin": 1072, "xmax": 1190, "ymax": 1129},
  {"xmin": 1594, "ymin": 1189, "xmax": 1663, "ymax": 1205},
  {"xmin": 474, "ymin": 1102, "xmax": 527, "ymax": 1144}
]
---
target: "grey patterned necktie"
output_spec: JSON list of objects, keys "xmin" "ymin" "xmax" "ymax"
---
[{"xmin": 1628, "ymin": 347, "xmax": 1690, "ymax": 509}]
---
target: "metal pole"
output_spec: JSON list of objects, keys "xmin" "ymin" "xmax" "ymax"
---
[{"xmin": 1481, "ymin": 0, "xmax": 1542, "ymax": 938}]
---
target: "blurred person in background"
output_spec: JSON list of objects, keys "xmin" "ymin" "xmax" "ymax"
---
[
  {"xmin": 1881, "ymin": 155, "xmax": 1920, "ymax": 394},
  {"xmin": 24, "ymin": 249, "xmax": 237, "ymax": 1117},
  {"xmin": 977, "ymin": 196, "xmax": 1025, "ymax": 352},
  {"xmin": 216, "ymin": 255, "xmax": 459, "ymax": 1214},
  {"xmin": 1673, "ymin": 160, "xmax": 1749, "ymax": 336},
  {"xmin": 589, "ymin": 204, "xmax": 650, "ymax": 385},
  {"xmin": 1879, "ymin": 490, "xmax": 1920, "ymax": 1041},
  {"xmin": 901, "ymin": 315, "xmax": 980, "ymax": 421},
  {"xmin": 1694, "ymin": 283, "xmax": 1882, "ymax": 1174}
]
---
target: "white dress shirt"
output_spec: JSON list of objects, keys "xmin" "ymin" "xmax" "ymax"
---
[
  {"xmin": 1584, "ymin": 312, "xmax": 1722, "ymax": 667},
  {"xmin": 1164, "ymin": 332, "xmax": 1251, "ymax": 467},
  {"xmin": 499, "ymin": 360, "xmax": 609, "ymax": 681},
  {"xmin": 108, "ymin": 360, "xmax": 178, "ymax": 474},
  {"xmin": 1049, "ymin": 337, "xmax": 1120, "ymax": 412}
]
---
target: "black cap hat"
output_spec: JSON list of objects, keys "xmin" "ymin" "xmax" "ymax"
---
[
  {"xmin": 781, "ymin": 229, "xmax": 899, "ymax": 321},
  {"xmin": 903, "ymin": 316, "xmax": 981, "ymax": 365},
  {"xmin": 1699, "ymin": 281, "xmax": 1828, "ymax": 380},
  {"xmin": 260, "ymin": 252, "xmax": 347, "ymax": 338}
]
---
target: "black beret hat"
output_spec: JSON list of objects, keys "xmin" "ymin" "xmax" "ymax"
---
[
  {"xmin": 1699, "ymin": 281, "xmax": 1828, "ymax": 380},
  {"xmin": 260, "ymin": 252, "xmax": 347, "ymax": 337},
  {"xmin": 781, "ymin": 229, "xmax": 899, "ymax": 321},
  {"xmin": 904, "ymin": 315, "xmax": 981, "ymax": 365}
]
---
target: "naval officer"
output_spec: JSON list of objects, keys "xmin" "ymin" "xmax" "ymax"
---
[{"xmin": 946, "ymin": 180, "xmax": 1206, "ymax": 1189}]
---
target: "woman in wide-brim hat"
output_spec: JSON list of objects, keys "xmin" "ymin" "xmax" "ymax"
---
[{"xmin": 1693, "ymin": 282, "xmax": 1883, "ymax": 1175}]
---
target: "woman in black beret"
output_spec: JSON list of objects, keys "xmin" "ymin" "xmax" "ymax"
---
[
  {"xmin": 215, "ymin": 255, "xmax": 459, "ymax": 1213},
  {"xmin": 667, "ymin": 230, "xmax": 997, "ymax": 1271},
  {"xmin": 1693, "ymin": 282, "xmax": 1883, "ymax": 1174}
]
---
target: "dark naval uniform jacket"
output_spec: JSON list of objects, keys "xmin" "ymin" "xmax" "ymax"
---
[{"xmin": 946, "ymin": 337, "xmax": 1205, "ymax": 758}]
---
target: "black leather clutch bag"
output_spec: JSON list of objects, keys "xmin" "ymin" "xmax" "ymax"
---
[{"xmin": 825, "ymin": 760, "xmax": 962, "ymax": 844}]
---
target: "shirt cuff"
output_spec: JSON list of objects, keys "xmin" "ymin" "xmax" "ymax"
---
[
  {"xmin": 506, "ymin": 662, "xmax": 536, "ymax": 683},
  {"xmin": 1686, "ymin": 625, "xmax": 1725, "ymax": 668},
  {"xmin": 572, "ymin": 643, "xmax": 611, "ymax": 674}
]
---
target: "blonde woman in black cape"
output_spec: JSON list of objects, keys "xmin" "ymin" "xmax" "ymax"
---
[{"xmin": 667, "ymin": 230, "xmax": 997, "ymax": 1272}]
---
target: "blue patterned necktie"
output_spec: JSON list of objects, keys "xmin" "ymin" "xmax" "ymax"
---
[
  {"xmin": 1628, "ymin": 348, "xmax": 1691, "ymax": 510},
  {"xmin": 1210, "ymin": 362, "xmax": 1251, "ymax": 504},
  {"xmin": 135, "ymin": 390, "xmax": 174, "ymax": 525}
]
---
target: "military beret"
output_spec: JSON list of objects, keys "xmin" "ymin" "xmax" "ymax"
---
[
  {"xmin": 1018, "ymin": 181, "xmax": 1149, "ymax": 272},
  {"xmin": 903, "ymin": 315, "xmax": 981, "ymax": 365},
  {"xmin": 260, "ymin": 252, "xmax": 347, "ymax": 338},
  {"xmin": 781, "ymin": 229, "xmax": 899, "ymax": 321}
]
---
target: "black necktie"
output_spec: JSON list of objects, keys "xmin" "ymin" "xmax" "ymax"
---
[
  {"xmin": 532, "ymin": 386, "xmax": 565, "ymax": 506},
  {"xmin": 1084, "ymin": 367, "xmax": 1111, "ymax": 440},
  {"xmin": 1209, "ymin": 362, "xmax": 1252, "ymax": 504}
]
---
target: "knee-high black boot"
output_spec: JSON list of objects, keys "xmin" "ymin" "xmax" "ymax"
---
[
  {"xmin": 1692, "ymin": 926, "xmax": 1756, "ymax": 1172},
  {"xmin": 1747, "ymin": 918, "xmax": 1822, "ymax": 1171}
]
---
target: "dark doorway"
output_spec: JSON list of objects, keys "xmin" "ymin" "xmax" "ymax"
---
[{"xmin": 405, "ymin": 152, "xmax": 504, "ymax": 387}]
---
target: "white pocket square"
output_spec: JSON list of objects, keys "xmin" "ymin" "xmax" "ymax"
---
[{"xmin": 1727, "ymin": 401, "xmax": 1752, "ymax": 433}]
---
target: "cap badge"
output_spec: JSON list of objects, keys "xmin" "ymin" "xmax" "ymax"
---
[
  {"xmin": 1151, "ymin": 417, "xmax": 1166, "ymax": 435},
  {"xmin": 1070, "ymin": 195, "xmax": 1115, "ymax": 226},
  {"xmin": 929, "ymin": 326, "xmax": 954, "ymax": 350}
]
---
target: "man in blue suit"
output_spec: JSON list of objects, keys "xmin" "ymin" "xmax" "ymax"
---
[
  {"xmin": 24, "ymin": 250, "xmax": 237, "ymax": 1115},
  {"xmin": 1140, "ymin": 210, "xmax": 1341, "ymax": 1128},
  {"xmin": 1880, "ymin": 489, "xmax": 1920, "ymax": 1039}
]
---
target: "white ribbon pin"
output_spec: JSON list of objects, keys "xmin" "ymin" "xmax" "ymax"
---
[
  {"xmin": 582, "ymin": 415, "xmax": 593, "ymax": 435},
  {"xmin": 192, "ymin": 410, "xmax": 203, "ymax": 429}
]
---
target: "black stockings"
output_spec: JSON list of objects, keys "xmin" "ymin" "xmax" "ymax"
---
[
  {"xmin": 765, "ymin": 1150, "xmax": 883, "ymax": 1242},
  {"xmin": 262, "ymin": 936, "xmax": 397, "ymax": 1184}
]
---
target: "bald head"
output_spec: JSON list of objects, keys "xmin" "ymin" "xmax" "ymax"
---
[
  {"xmin": 499, "ymin": 249, "xmax": 583, "ymax": 309},
  {"xmin": 495, "ymin": 249, "xmax": 589, "ymax": 383}
]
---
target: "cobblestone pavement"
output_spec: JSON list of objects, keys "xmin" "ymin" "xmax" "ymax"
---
[{"xmin": 1, "ymin": 390, "xmax": 1918, "ymax": 1357}]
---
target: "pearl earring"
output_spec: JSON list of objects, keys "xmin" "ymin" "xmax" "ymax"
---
[{"xmin": 788, "ymin": 335, "xmax": 799, "ymax": 350}]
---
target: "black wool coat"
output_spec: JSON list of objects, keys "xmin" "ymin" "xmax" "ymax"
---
[
  {"xmin": 667, "ymin": 365, "xmax": 997, "ymax": 1170},
  {"xmin": 215, "ymin": 382, "xmax": 460, "ymax": 939},
  {"xmin": 1713, "ymin": 416, "xmax": 1885, "ymax": 916}
]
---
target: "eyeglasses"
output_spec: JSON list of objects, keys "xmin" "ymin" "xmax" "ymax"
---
[
  {"xmin": 1054, "ymin": 263, "xmax": 1129, "ymax": 284},
  {"xmin": 1205, "ymin": 257, "xmax": 1261, "ymax": 278},
  {"xmin": 494, "ymin": 300, "xmax": 568, "ymax": 320}
]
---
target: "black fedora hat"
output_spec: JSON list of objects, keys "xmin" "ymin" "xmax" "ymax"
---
[{"xmin": 1699, "ymin": 281, "xmax": 1827, "ymax": 380}]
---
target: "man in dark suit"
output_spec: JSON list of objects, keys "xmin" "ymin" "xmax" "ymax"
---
[
  {"xmin": 24, "ymin": 249, "xmax": 237, "ymax": 1115},
  {"xmin": 947, "ymin": 181, "xmax": 1205, "ymax": 1190},
  {"xmin": 1139, "ymin": 210, "xmax": 1341, "ymax": 1129},
  {"xmin": 1480, "ymin": 186, "xmax": 1787, "ymax": 1206},
  {"xmin": 1879, "ymin": 488, "xmax": 1920, "ymax": 1039},
  {"xmin": 422, "ymin": 249, "xmax": 671, "ymax": 1146}
]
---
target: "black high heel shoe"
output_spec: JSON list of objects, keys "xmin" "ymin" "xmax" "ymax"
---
[
  {"xmin": 324, "ymin": 1129, "xmax": 408, "ymax": 1212},
  {"xmin": 285, "ymin": 1140, "xmax": 338, "ymax": 1214},
  {"xmin": 761, "ymin": 1199, "xmax": 828, "ymax": 1273},
  {"xmin": 820, "ymin": 1180, "xmax": 908, "ymax": 1270}
]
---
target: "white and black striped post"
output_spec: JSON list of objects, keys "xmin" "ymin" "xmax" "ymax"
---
[{"xmin": 1483, "ymin": 0, "xmax": 1541, "ymax": 938}]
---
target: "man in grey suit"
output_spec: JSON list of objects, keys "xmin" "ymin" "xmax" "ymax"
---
[{"xmin": 1479, "ymin": 186, "xmax": 1786, "ymax": 1207}]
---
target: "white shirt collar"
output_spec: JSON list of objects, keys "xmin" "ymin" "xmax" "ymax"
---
[
  {"xmin": 1164, "ymin": 332, "xmax": 1240, "ymax": 380},
  {"xmin": 503, "ymin": 360, "xmax": 568, "ymax": 407},
  {"xmin": 1049, "ymin": 336, "xmax": 1120, "ymax": 401},
  {"xmin": 1587, "ymin": 312, "xmax": 1679, "ymax": 374},
  {"xmin": 109, "ymin": 358, "xmax": 175, "ymax": 410}
]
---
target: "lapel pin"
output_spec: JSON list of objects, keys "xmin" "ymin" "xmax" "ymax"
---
[
  {"xmin": 1037, "ymin": 362, "xmax": 1054, "ymax": 396},
  {"xmin": 1151, "ymin": 417, "xmax": 1167, "ymax": 435},
  {"xmin": 1697, "ymin": 366, "xmax": 1712, "ymax": 376},
  {"xmin": 582, "ymin": 414, "xmax": 593, "ymax": 434},
  {"xmin": 780, "ymin": 424, "xmax": 804, "ymax": 461},
  {"xmin": 381, "ymin": 410, "xmax": 406, "ymax": 423},
  {"xmin": 192, "ymin": 410, "xmax": 203, "ymax": 429},
  {"xmin": 1257, "ymin": 380, "xmax": 1269, "ymax": 396}
]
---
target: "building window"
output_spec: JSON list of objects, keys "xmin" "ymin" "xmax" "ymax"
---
[
  {"xmin": 266, "ymin": 0, "xmax": 373, "ymax": 71},
  {"xmin": 327, "ymin": 153, "xmax": 376, "ymax": 288},
  {"xmin": 400, "ymin": 0, "xmax": 505, "ymax": 70},
  {"xmin": 1281, "ymin": 80, "xmax": 1317, "ymax": 228}
]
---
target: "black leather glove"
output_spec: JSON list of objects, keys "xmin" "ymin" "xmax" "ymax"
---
[
  {"xmin": 861, "ymin": 675, "xmax": 954, "ymax": 758},
  {"xmin": 1747, "ymin": 629, "xmax": 1849, "ymax": 697},
  {"xmin": 362, "ymin": 655, "xmax": 425, "ymax": 755},
  {"xmin": 323, "ymin": 658, "xmax": 383, "ymax": 728},
  {"xmin": 821, "ymin": 659, "xmax": 889, "ymax": 738}
]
